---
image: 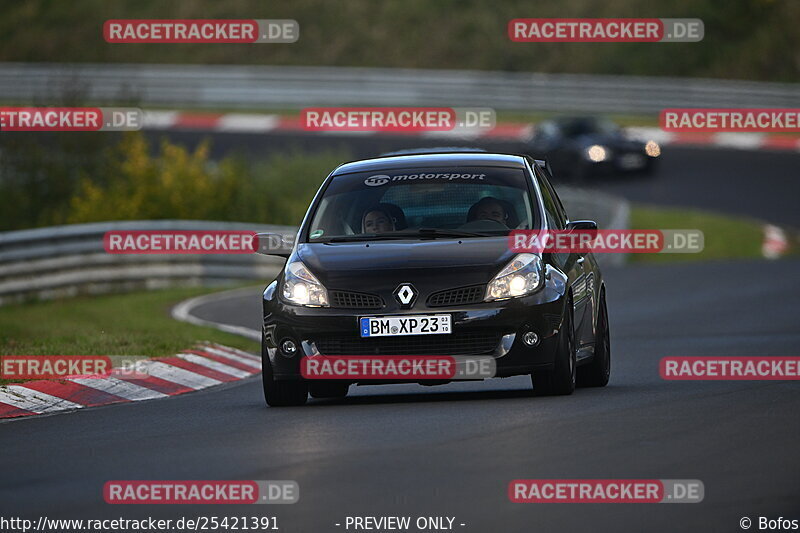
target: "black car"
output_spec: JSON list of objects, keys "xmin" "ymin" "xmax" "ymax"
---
[
  {"xmin": 258, "ymin": 152, "xmax": 611, "ymax": 406},
  {"xmin": 526, "ymin": 116, "xmax": 660, "ymax": 180}
]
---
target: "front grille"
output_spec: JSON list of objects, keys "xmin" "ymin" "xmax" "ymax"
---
[
  {"xmin": 329, "ymin": 290, "xmax": 384, "ymax": 309},
  {"xmin": 314, "ymin": 332, "xmax": 501, "ymax": 356},
  {"xmin": 427, "ymin": 285, "xmax": 485, "ymax": 307}
]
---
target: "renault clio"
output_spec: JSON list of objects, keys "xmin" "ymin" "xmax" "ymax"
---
[{"xmin": 258, "ymin": 152, "xmax": 611, "ymax": 406}]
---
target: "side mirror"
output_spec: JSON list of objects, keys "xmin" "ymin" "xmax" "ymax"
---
[
  {"xmin": 564, "ymin": 220, "xmax": 597, "ymax": 261},
  {"xmin": 566, "ymin": 220, "xmax": 598, "ymax": 232},
  {"xmin": 255, "ymin": 233, "xmax": 294, "ymax": 258}
]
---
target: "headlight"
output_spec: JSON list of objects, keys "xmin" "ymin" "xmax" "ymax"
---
[
  {"xmin": 585, "ymin": 145, "xmax": 608, "ymax": 162},
  {"xmin": 485, "ymin": 254, "xmax": 544, "ymax": 301},
  {"xmin": 282, "ymin": 259, "xmax": 329, "ymax": 307},
  {"xmin": 645, "ymin": 140, "xmax": 661, "ymax": 157}
]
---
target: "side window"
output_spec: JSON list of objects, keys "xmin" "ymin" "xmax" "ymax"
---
[
  {"xmin": 535, "ymin": 169, "xmax": 566, "ymax": 230},
  {"xmin": 534, "ymin": 166, "xmax": 571, "ymax": 268},
  {"xmin": 545, "ymin": 177, "xmax": 569, "ymax": 226}
]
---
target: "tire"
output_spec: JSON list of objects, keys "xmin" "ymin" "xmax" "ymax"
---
[
  {"xmin": 532, "ymin": 301, "xmax": 576, "ymax": 396},
  {"xmin": 577, "ymin": 290, "xmax": 611, "ymax": 388},
  {"xmin": 309, "ymin": 381, "xmax": 350, "ymax": 399},
  {"xmin": 261, "ymin": 341, "xmax": 308, "ymax": 407}
]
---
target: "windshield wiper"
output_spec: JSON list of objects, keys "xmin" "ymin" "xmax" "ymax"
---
[
  {"xmin": 324, "ymin": 228, "xmax": 491, "ymax": 243},
  {"xmin": 393, "ymin": 228, "xmax": 492, "ymax": 238},
  {"xmin": 325, "ymin": 234, "xmax": 411, "ymax": 243}
]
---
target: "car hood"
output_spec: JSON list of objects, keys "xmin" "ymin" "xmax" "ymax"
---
[{"xmin": 296, "ymin": 238, "xmax": 517, "ymax": 292}]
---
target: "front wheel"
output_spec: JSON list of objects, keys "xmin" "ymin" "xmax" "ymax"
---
[
  {"xmin": 262, "ymin": 343, "xmax": 308, "ymax": 407},
  {"xmin": 577, "ymin": 289, "xmax": 611, "ymax": 387},
  {"xmin": 532, "ymin": 303, "xmax": 576, "ymax": 396}
]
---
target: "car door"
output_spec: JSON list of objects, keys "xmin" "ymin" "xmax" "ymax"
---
[{"xmin": 535, "ymin": 169, "xmax": 594, "ymax": 351}]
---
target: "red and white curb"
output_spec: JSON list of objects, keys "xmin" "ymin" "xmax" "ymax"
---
[
  {"xmin": 626, "ymin": 127, "xmax": 800, "ymax": 152},
  {"xmin": 762, "ymin": 224, "xmax": 790, "ymax": 259},
  {"xmin": 0, "ymin": 343, "xmax": 261, "ymax": 420},
  {"xmin": 142, "ymin": 111, "xmax": 800, "ymax": 152}
]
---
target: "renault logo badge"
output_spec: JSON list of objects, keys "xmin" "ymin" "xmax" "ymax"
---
[{"xmin": 394, "ymin": 284, "xmax": 417, "ymax": 308}]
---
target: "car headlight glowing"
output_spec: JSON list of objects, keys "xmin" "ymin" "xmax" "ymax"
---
[
  {"xmin": 485, "ymin": 254, "xmax": 544, "ymax": 301},
  {"xmin": 645, "ymin": 140, "xmax": 661, "ymax": 157},
  {"xmin": 586, "ymin": 145, "xmax": 608, "ymax": 162},
  {"xmin": 282, "ymin": 259, "xmax": 329, "ymax": 307}
]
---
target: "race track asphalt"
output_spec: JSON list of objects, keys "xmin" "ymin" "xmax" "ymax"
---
[{"xmin": 2, "ymin": 258, "xmax": 798, "ymax": 532}]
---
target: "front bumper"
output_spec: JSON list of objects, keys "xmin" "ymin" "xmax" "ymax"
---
[
  {"xmin": 263, "ymin": 267, "xmax": 569, "ymax": 381},
  {"xmin": 585, "ymin": 152, "xmax": 656, "ymax": 175}
]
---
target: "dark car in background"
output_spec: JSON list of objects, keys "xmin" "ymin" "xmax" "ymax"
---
[
  {"xmin": 526, "ymin": 116, "xmax": 661, "ymax": 180},
  {"xmin": 258, "ymin": 152, "xmax": 611, "ymax": 406}
]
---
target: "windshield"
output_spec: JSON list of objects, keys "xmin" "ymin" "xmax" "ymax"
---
[
  {"xmin": 558, "ymin": 117, "xmax": 620, "ymax": 138},
  {"xmin": 306, "ymin": 166, "xmax": 537, "ymax": 242}
]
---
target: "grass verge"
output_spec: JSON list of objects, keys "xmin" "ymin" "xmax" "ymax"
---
[
  {"xmin": 0, "ymin": 285, "xmax": 261, "ymax": 385},
  {"xmin": 629, "ymin": 205, "xmax": 776, "ymax": 264}
]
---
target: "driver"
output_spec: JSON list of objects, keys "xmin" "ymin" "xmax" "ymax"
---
[
  {"xmin": 362, "ymin": 206, "xmax": 396, "ymax": 233},
  {"xmin": 467, "ymin": 197, "xmax": 508, "ymax": 227}
]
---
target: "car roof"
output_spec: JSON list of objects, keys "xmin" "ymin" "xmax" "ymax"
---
[{"xmin": 332, "ymin": 152, "xmax": 529, "ymax": 175}]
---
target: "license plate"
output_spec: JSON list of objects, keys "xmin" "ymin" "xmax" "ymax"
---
[
  {"xmin": 360, "ymin": 315, "xmax": 451, "ymax": 337},
  {"xmin": 619, "ymin": 153, "xmax": 645, "ymax": 169}
]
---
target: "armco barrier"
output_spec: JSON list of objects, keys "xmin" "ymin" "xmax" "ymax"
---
[
  {"xmin": 1, "ymin": 62, "xmax": 797, "ymax": 113},
  {"xmin": 0, "ymin": 189, "xmax": 628, "ymax": 305},
  {"xmin": 0, "ymin": 220, "xmax": 292, "ymax": 306}
]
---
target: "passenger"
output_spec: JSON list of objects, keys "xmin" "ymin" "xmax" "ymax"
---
[{"xmin": 362, "ymin": 206, "xmax": 396, "ymax": 233}]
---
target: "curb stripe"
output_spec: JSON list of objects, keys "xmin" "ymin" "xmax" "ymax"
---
[
  {"xmin": 0, "ymin": 402, "xmax": 34, "ymax": 418},
  {"xmin": 207, "ymin": 343, "xmax": 262, "ymax": 362},
  {"xmin": 0, "ymin": 343, "xmax": 257, "ymax": 421},
  {"xmin": 218, "ymin": 113, "xmax": 280, "ymax": 132},
  {"xmin": 161, "ymin": 356, "xmax": 242, "ymax": 382},
  {"xmin": 174, "ymin": 113, "xmax": 224, "ymax": 129},
  {"xmin": 70, "ymin": 376, "xmax": 168, "ymax": 401},
  {"xmin": 762, "ymin": 136, "xmax": 800, "ymax": 150},
  {"xmin": 177, "ymin": 353, "xmax": 254, "ymax": 379},
  {"xmin": 115, "ymin": 374, "xmax": 194, "ymax": 395},
  {"xmin": 182, "ymin": 349, "xmax": 260, "ymax": 374},
  {"xmin": 200, "ymin": 346, "xmax": 262, "ymax": 369},
  {"xmin": 21, "ymin": 380, "xmax": 128, "ymax": 407},
  {"xmin": 138, "ymin": 361, "xmax": 223, "ymax": 390},
  {"xmin": 0, "ymin": 385, "xmax": 83, "ymax": 414}
]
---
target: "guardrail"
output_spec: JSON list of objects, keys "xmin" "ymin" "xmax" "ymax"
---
[
  {"xmin": 0, "ymin": 189, "xmax": 628, "ymax": 305},
  {"xmin": 0, "ymin": 220, "xmax": 292, "ymax": 306},
  {"xmin": 1, "ymin": 63, "xmax": 797, "ymax": 113}
]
